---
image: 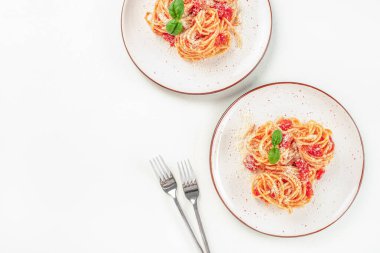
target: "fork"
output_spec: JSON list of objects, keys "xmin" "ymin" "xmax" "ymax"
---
[
  {"xmin": 178, "ymin": 160, "xmax": 210, "ymax": 253},
  {"xmin": 150, "ymin": 156, "xmax": 204, "ymax": 253}
]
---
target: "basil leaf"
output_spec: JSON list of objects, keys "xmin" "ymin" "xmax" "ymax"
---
[
  {"xmin": 268, "ymin": 147, "xmax": 280, "ymax": 164},
  {"xmin": 174, "ymin": 0, "xmax": 184, "ymax": 19},
  {"xmin": 272, "ymin": 129, "xmax": 283, "ymax": 146},
  {"xmin": 169, "ymin": 0, "xmax": 184, "ymax": 20},
  {"xmin": 168, "ymin": 2, "xmax": 177, "ymax": 19},
  {"xmin": 166, "ymin": 20, "xmax": 183, "ymax": 35}
]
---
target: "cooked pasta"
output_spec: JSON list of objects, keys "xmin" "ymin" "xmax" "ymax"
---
[
  {"xmin": 243, "ymin": 118, "xmax": 335, "ymax": 212},
  {"xmin": 145, "ymin": 0, "xmax": 241, "ymax": 61}
]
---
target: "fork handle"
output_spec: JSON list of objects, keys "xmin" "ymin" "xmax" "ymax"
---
[
  {"xmin": 193, "ymin": 202, "xmax": 210, "ymax": 253},
  {"xmin": 173, "ymin": 197, "xmax": 204, "ymax": 253}
]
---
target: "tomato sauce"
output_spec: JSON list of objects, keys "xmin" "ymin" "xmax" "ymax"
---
[
  {"xmin": 215, "ymin": 33, "xmax": 227, "ymax": 46},
  {"xmin": 306, "ymin": 181, "xmax": 313, "ymax": 198},
  {"xmin": 278, "ymin": 119, "xmax": 293, "ymax": 131},
  {"xmin": 294, "ymin": 159, "xmax": 310, "ymax": 181},
  {"xmin": 162, "ymin": 33, "xmax": 175, "ymax": 47},
  {"xmin": 214, "ymin": 3, "xmax": 233, "ymax": 21},
  {"xmin": 316, "ymin": 169, "xmax": 325, "ymax": 180},
  {"xmin": 280, "ymin": 134, "xmax": 292, "ymax": 149},
  {"xmin": 190, "ymin": 1, "xmax": 202, "ymax": 15},
  {"xmin": 244, "ymin": 154, "xmax": 258, "ymax": 172},
  {"xmin": 253, "ymin": 188, "xmax": 260, "ymax": 196},
  {"xmin": 307, "ymin": 144, "xmax": 323, "ymax": 157}
]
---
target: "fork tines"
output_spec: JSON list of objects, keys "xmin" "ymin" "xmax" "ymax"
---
[
  {"xmin": 150, "ymin": 155, "xmax": 173, "ymax": 182},
  {"xmin": 178, "ymin": 160, "xmax": 197, "ymax": 186}
]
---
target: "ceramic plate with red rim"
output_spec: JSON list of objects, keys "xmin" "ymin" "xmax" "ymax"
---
[
  {"xmin": 210, "ymin": 82, "xmax": 364, "ymax": 237},
  {"xmin": 121, "ymin": 0, "xmax": 272, "ymax": 95}
]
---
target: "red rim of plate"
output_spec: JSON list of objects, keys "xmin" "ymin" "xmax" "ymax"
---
[
  {"xmin": 209, "ymin": 81, "xmax": 365, "ymax": 237},
  {"xmin": 120, "ymin": 0, "xmax": 273, "ymax": 95}
]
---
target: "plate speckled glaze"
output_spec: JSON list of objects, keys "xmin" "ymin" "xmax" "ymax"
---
[
  {"xmin": 121, "ymin": 0, "xmax": 272, "ymax": 95},
  {"xmin": 210, "ymin": 82, "xmax": 364, "ymax": 237}
]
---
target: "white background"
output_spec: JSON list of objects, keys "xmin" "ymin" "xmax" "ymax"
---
[{"xmin": 0, "ymin": 0, "xmax": 378, "ymax": 252}]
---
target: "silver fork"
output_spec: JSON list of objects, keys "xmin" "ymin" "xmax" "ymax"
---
[
  {"xmin": 178, "ymin": 160, "xmax": 210, "ymax": 253},
  {"xmin": 150, "ymin": 156, "xmax": 204, "ymax": 253}
]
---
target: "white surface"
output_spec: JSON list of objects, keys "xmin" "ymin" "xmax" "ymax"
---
[
  {"xmin": 211, "ymin": 83, "xmax": 363, "ymax": 236},
  {"xmin": 122, "ymin": 0, "xmax": 271, "ymax": 94},
  {"xmin": 0, "ymin": 0, "xmax": 379, "ymax": 252}
]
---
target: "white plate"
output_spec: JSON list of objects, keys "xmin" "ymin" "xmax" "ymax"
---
[
  {"xmin": 210, "ymin": 82, "xmax": 364, "ymax": 237},
  {"xmin": 121, "ymin": 0, "xmax": 272, "ymax": 95}
]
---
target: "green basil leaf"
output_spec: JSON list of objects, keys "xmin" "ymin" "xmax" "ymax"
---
[
  {"xmin": 272, "ymin": 129, "xmax": 283, "ymax": 146},
  {"xmin": 268, "ymin": 147, "xmax": 281, "ymax": 164},
  {"xmin": 166, "ymin": 20, "xmax": 183, "ymax": 35},
  {"xmin": 169, "ymin": 0, "xmax": 184, "ymax": 20},
  {"xmin": 168, "ymin": 2, "xmax": 177, "ymax": 19},
  {"xmin": 174, "ymin": 0, "xmax": 184, "ymax": 19}
]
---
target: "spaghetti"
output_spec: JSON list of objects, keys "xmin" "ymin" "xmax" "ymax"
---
[
  {"xmin": 243, "ymin": 118, "xmax": 335, "ymax": 212},
  {"xmin": 145, "ymin": 0, "xmax": 241, "ymax": 61}
]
